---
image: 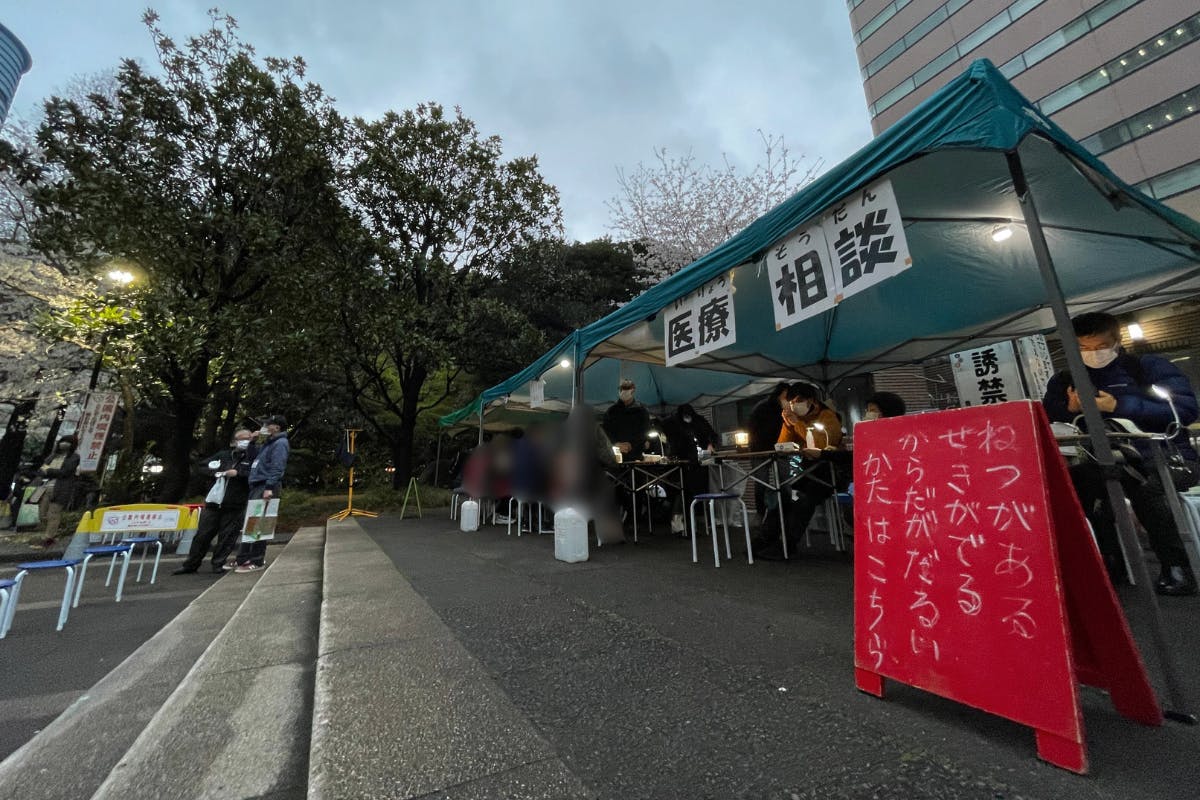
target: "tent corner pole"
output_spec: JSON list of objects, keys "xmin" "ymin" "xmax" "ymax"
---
[
  {"xmin": 434, "ymin": 429, "xmax": 443, "ymax": 487},
  {"xmin": 1007, "ymin": 150, "xmax": 1195, "ymax": 723}
]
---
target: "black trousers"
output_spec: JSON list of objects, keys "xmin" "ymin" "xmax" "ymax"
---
[
  {"xmin": 1069, "ymin": 460, "xmax": 1197, "ymax": 574},
  {"xmin": 762, "ymin": 461, "xmax": 835, "ymax": 545},
  {"xmin": 182, "ymin": 501, "xmax": 247, "ymax": 570}
]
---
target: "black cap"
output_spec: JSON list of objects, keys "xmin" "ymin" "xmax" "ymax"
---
[{"xmin": 266, "ymin": 414, "xmax": 288, "ymax": 428}]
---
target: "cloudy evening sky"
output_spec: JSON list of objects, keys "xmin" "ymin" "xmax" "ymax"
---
[{"xmin": 4, "ymin": 1, "xmax": 873, "ymax": 241}]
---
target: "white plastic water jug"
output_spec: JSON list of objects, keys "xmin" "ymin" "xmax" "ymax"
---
[
  {"xmin": 554, "ymin": 507, "xmax": 589, "ymax": 563},
  {"xmin": 459, "ymin": 499, "xmax": 480, "ymax": 532}
]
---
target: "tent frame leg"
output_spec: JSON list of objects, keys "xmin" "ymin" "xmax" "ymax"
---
[{"xmin": 1008, "ymin": 149, "xmax": 1195, "ymax": 723}]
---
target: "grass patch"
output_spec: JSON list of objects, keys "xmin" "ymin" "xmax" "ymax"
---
[{"xmin": 277, "ymin": 484, "xmax": 450, "ymax": 532}]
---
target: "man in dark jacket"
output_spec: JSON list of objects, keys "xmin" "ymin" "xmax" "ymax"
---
[
  {"xmin": 747, "ymin": 383, "xmax": 790, "ymax": 521},
  {"xmin": 175, "ymin": 429, "xmax": 257, "ymax": 574},
  {"xmin": 602, "ymin": 378, "xmax": 651, "ymax": 461},
  {"xmin": 1043, "ymin": 312, "xmax": 1199, "ymax": 596},
  {"xmin": 235, "ymin": 415, "xmax": 290, "ymax": 572}
]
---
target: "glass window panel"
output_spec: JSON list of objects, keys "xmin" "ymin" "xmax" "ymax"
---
[
  {"xmin": 874, "ymin": 77, "xmax": 916, "ymax": 115},
  {"xmin": 858, "ymin": 2, "xmax": 899, "ymax": 43},
  {"xmin": 1088, "ymin": 0, "xmax": 1140, "ymax": 28},
  {"xmin": 999, "ymin": 55, "xmax": 1026, "ymax": 78},
  {"xmin": 959, "ymin": 12, "xmax": 1009, "ymax": 55},
  {"xmin": 1008, "ymin": 0, "xmax": 1043, "ymax": 20},
  {"xmin": 946, "ymin": 0, "xmax": 970, "ymax": 14},
  {"xmin": 1151, "ymin": 162, "xmax": 1200, "ymax": 199},
  {"xmin": 906, "ymin": 7, "xmax": 948, "ymax": 46},
  {"xmin": 913, "ymin": 48, "xmax": 958, "ymax": 87},
  {"xmin": 1083, "ymin": 124, "xmax": 1132, "ymax": 155},
  {"xmin": 867, "ymin": 39, "xmax": 906, "ymax": 78},
  {"xmin": 1022, "ymin": 31, "xmax": 1069, "ymax": 68}
]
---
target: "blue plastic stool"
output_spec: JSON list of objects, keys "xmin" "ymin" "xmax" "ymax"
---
[
  {"xmin": 689, "ymin": 492, "xmax": 752, "ymax": 568},
  {"xmin": 73, "ymin": 543, "xmax": 135, "ymax": 608},
  {"xmin": 14, "ymin": 559, "xmax": 83, "ymax": 632},
  {"xmin": 0, "ymin": 575, "xmax": 25, "ymax": 639},
  {"xmin": 120, "ymin": 537, "xmax": 163, "ymax": 585}
]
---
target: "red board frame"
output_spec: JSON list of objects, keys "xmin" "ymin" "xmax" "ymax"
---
[{"xmin": 852, "ymin": 401, "xmax": 1160, "ymax": 773}]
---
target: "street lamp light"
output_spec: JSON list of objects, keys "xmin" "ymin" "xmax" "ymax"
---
[{"xmin": 107, "ymin": 269, "xmax": 134, "ymax": 285}]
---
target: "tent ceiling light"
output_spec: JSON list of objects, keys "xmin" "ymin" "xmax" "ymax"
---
[
  {"xmin": 559, "ymin": 359, "xmax": 571, "ymax": 369},
  {"xmin": 1126, "ymin": 323, "xmax": 1145, "ymax": 340},
  {"xmin": 991, "ymin": 224, "xmax": 1014, "ymax": 243}
]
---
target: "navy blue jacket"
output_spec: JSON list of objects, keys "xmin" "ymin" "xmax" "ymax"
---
[
  {"xmin": 249, "ymin": 432, "xmax": 290, "ymax": 492},
  {"xmin": 1042, "ymin": 352, "xmax": 1198, "ymax": 461}
]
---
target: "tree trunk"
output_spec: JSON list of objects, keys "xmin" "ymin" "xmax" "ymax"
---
[
  {"xmin": 391, "ymin": 370, "xmax": 427, "ymax": 489},
  {"xmin": 0, "ymin": 396, "xmax": 37, "ymax": 502},
  {"xmin": 156, "ymin": 362, "xmax": 211, "ymax": 502}
]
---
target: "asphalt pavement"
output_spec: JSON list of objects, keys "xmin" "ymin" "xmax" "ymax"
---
[
  {"xmin": 365, "ymin": 514, "xmax": 1200, "ymax": 800},
  {"xmin": 0, "ymin": 549, "xmax": 241, "ymax": 761}
]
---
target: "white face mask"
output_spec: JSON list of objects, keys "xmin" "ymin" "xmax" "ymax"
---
[
  {"xmin": 259, "ymin": 427, "xmax": 270, "ymax": 436},
  {"xmin": 863, "ymin": 410, "xmax": 882, "ymax": 421},
  {"xmin": 1081, "ymin": 346, "xmax": 1119, "ymax": 369},
  {"xmin": 791, "ymin": 401, "xmax": 811, "ymax": 416},
  {"xmin": 619, "ymin": 389, "xmax": 634, "ymax": 403},
  {"xmin": 235, "ymin": 440, "xmax": 251, "ymax": 450},
  {"xmin": 682, "ymin": 415, "xmax": 693, "ymax": 424}
]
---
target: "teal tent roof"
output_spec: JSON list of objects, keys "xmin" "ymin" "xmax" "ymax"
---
[{"xmin": 444, "ymin": 59, "xmax": 1200, "ymax": 428}]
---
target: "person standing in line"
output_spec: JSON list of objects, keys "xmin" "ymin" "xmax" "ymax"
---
[
  {"xmin": 175, "ymin": 429, "xmax": 257, "ymax": 575},
  {"xmin": 38, "ymin": 435, "xmax": 80, "ymax": 542},
  {"xmin": 234, "ymin": 415, "xmax": 290, "ymax": 573},
  {"xmin": 747, "ymin": 383, "xmax": 790, "ymax": 521}
]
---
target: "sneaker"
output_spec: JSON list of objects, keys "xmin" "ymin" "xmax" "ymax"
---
[
  {"xmin": 211, "ymin": 565, "xmax": 229, "ymax": 575},
  {"xmin": 172, "ymin": 566, "xmax": 198, "ymax": 575},
  {"xmin": 234, "ymin": 563, "xmax": 261, "ymax": 573}
]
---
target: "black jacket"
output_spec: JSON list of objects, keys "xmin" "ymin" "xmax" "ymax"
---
[
  {"xmin": 43, "ymin": 451, "xmax": 81, "ymax": 506},
  {"xmin": 602, "ymin": 400, "xmax": 651, "ymax": 460},
  {"xmin": 661, "ymin": 409, "xmax": 719, "ymax": 462},
  {"xmin": 198, "ymin": 445, "xmax": 255, "ymax": 508},
  {"xmin": 748, "ymin": 396, "xmax": 784, "ymax": 452}
]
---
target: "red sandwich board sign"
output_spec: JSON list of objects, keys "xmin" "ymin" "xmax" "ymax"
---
[{"xmin": 852, "ymin": 401, "xmax": 1161, "ymax": 773}]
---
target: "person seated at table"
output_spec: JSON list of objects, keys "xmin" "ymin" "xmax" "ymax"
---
[
  {"xmin": 602, "ymin": 378, "xmax": 651, "ymax": 461},
  {"xmin": 747, "ymin": 383, "xmax": 791, "ymax": 521},
  {"xmin": 804, "ymin": 391, "xmax": 907, "ymax": 465},
  {"xmin": 754, "ymin": 383, "xmax": 844, "ymax": 560},
  {"xmin": 662, "ymin": 403, "xmax": 719, "ymax": 509},
  {"xmin": 1043, "ymin": 311, "xmax": 1199, "ymax": 596}
]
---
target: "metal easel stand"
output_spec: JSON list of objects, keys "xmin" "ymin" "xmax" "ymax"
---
[
  {"xmin": 329, "ymin": 429, "xmax": 379, "ymax": 523},
  {"xmin": 400, "ymin": 477, "xmax": 423, "ymax": 520},
  {"xmin": 1010, "ymin": 150, "xmax": 1195, "ymax": 723}
]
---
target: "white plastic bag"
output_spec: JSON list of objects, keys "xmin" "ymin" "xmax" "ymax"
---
[{"xmin": 206, "ymin": 476, "xmax": 227, "ymax": 505}]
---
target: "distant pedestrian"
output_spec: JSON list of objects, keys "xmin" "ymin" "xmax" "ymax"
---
[
  {"xmin": 174, "ymin": 429, "xmax": 257, "ymax": 575},
  {"xmin": 37, "ymin": 435, "xmax": 80, "ymax": 540},
  {"xmin": 234, "ymin": 415, "xmax": 290, "ymax": 573}
]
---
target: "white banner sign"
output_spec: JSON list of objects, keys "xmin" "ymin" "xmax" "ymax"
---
[
  {"xmin": 950, "ymin": 341, "xmax": 1025, "ymax": 406},
  {"xmin": 765, "ymin": 178, "xmax": 912, "ymax": 331},
  {"xmin": 664, "ymin": 273, "xmax": 737, "ymax": 365},
  {"xmin": 1016, "ymin": 334, "xmax": 1055, "ymax": 401},
  {"xmin": 100, "ymin": 508, "xmax": 181, "ymax": 532},
  {"xmin": 76, "ymin": 391, "xmax": 120, "ymax": 473}
]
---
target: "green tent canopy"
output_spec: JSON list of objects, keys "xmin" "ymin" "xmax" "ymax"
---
[{"xmin": 444, "ymin": 59, "xmax": 1200, "ymax": 429}]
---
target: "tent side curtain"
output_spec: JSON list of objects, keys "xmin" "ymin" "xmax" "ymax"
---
[{"xmin": 570, "ymin": 59, "xmax": 1200, "ymax": 364}]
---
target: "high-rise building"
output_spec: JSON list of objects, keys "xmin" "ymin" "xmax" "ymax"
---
[
  {"xmin": 0, "ymin": 22, "xmax": 32, "ymax": 124},
  {"xmin": 850, "ymin": 0, "xmax": 1200, "ymax": 220}
]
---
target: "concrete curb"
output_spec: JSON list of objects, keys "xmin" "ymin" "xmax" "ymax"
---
[
  {"xmin": 0, "ymin": 551, "xmax": 259, "ymax": 800},
  {"xmin": 307, "ymin": 518, "xmax": 596, "ymax": 800},
  {"xmin": 89, "ymin": 526, "xmax": 324, "ymax": 800}
]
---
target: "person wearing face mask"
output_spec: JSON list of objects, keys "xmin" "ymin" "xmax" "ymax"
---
[
  {"xmin": 602, "ymin": 379, "xmax": 651, "ymax": 462},
  {"xmin": 175, "ymin": 429, "xmax": 258, "ymax": 575},
  {"xmin": 235, "ymin": 414, "xmax": 291, "ymax": 572},
  {"xmin": 662, "ymin": 403, "xmax": 720, "ymax": 510},
  {"xmin": 1043, "ymin": 312, "xmax": 1199, "ymax": 596},
  {"xmin": 754, "ymin": 384, "xmax": 844, "ymax": 560},
  {"xmin": 36, "ymin": 436, "xmax": 80, "ymax": 540}
]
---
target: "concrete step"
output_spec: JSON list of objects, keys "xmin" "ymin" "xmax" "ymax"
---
[
  {"xmin": 0, "ymin": 554, "xmax": 260, "ymax": 800},
  {"xmin": 88, "ymin": 526, "xmax": 324, "ymax": 800},
  {"xmin": 308, "ymin": 518, "xmax": 594, "ymax": 799}
]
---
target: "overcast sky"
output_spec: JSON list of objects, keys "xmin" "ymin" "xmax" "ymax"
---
[{"xmin": 4, "ymin": 1, "xmax": 873, "ymax": 242}]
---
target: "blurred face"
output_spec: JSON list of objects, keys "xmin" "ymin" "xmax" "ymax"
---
[
  {"xmin": 619, "ymin": 386, "xmax": 634, "ymax": 403},
  {"xmin": 789, "ymin": 397, "xmax": 812, "ymax": 416},
  {"xmin": 265, "ymin": 422, "xmax": 281, "ymax": 435},
  {"xmin": 864, "ymin": 403, "xmax": 882, "ymax": 421},
  {"xmin": 233, "ymin": 431, "xmax": 254, "ymax": 450}
]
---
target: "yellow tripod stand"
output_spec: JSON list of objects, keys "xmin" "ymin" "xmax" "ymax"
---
[{"xmin": 329, "ymin": 429, "xmax": 378, "ymax": 522}]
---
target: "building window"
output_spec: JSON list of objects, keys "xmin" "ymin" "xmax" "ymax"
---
[
  {"xmin": 1138, "ymin": 159, "xmax": 1200, "ymax": 200},
  {"xmin": 1080, "ymin": 87, "xmax": 1199, "ymax": 156}
]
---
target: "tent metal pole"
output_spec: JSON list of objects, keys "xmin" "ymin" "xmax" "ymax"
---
[{"xmin": 1007, "ymin": 150, "xmax": 1195, "ymax": 723}]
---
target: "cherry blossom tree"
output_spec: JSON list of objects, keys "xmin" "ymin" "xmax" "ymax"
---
[{"xmin": 608, "ymin": 131, "xmax": 822, "ymax": 280}]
